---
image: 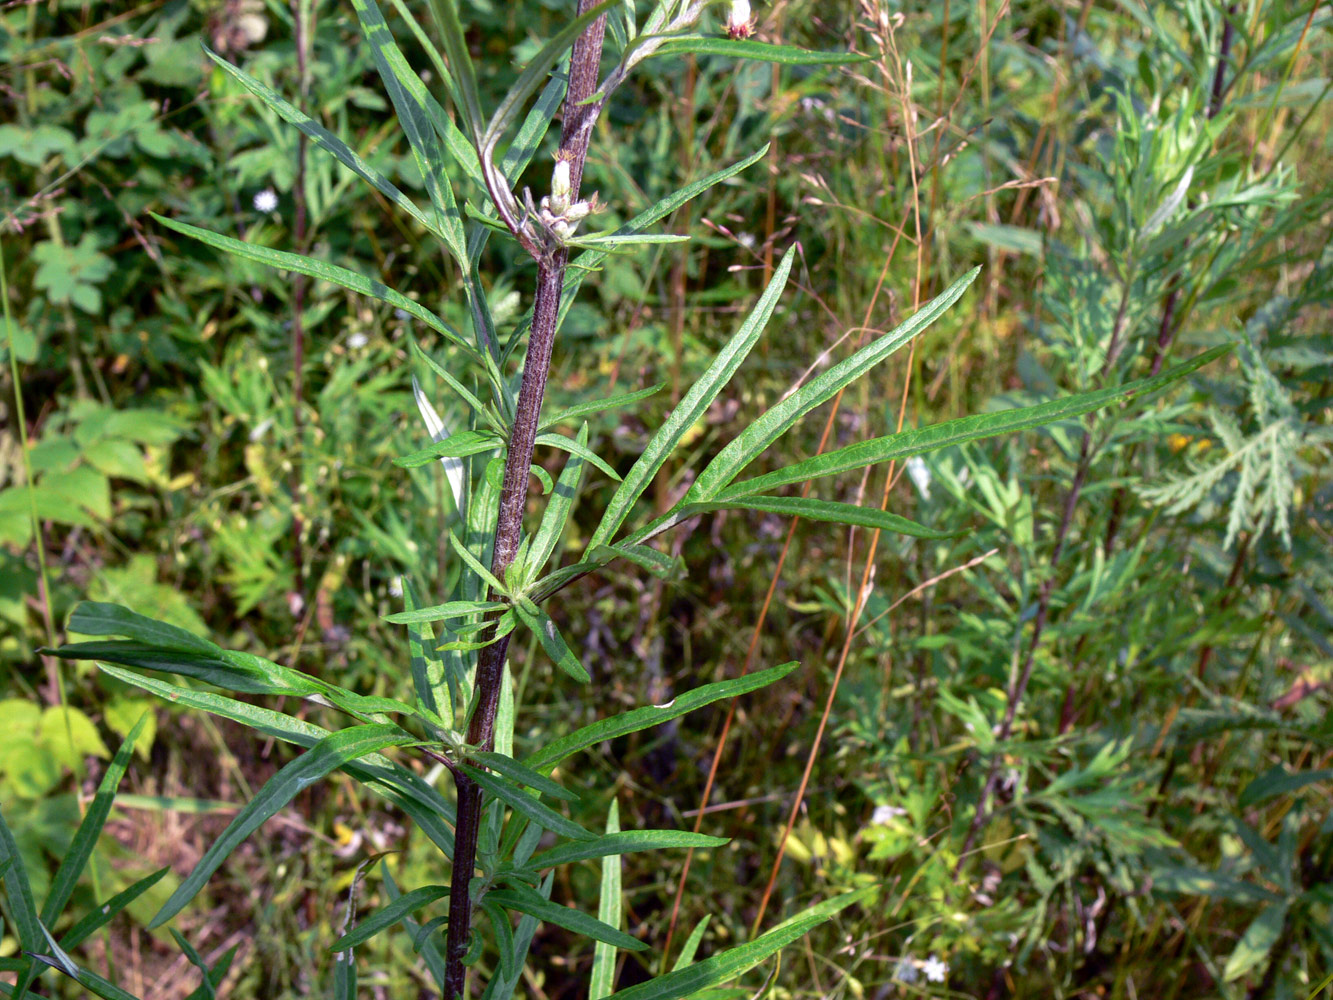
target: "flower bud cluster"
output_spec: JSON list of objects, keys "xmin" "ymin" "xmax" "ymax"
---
[
  {"xmin": 538, "ymin": 151, "xmax": 593, "ymax": 242},
  {"xmin": 726, "ymin": 0, "xmax": 755, "ymax": 39}
]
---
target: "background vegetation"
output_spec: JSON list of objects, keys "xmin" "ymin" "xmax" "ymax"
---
[{"xmin": 2, "ymin": 0, "xmax": 1331, "ymax": 997}]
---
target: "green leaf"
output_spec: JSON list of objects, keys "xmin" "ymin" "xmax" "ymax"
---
[
  {"xmin": 587, "ymin": 542, "xmax": 679, "ymax": 578},
  {"xmin": 540, "ymin": 383, "xmax": 666, "ymax": 431},
  {"xmin": 204, "ymin": 47, "xmax": 445, "ymax": 241},
  {"xmin": 688, "ymin": 268, "xmax": 979, "ymax": 502},
  {"xmin": 0, "ymin": 806, "xmax": 42, "ymax": 953},
  {"xmin": 385, "ymin": 600, "xmax": 508, "ymax": 625},
  {"xmin": 651, "ymin": 37, "xmax": 871, "ymax": 65},
  {"xmin": 525, "ymin": 830, "xmax": 728, "ymax": 872},
  {"xmin": 41, "ymin": 714, "xmax": 149, "ymax": 925},
  {"xmin": 150, "ymin": 724, "xmax": 418, "ymax": 928},
  {"xmin": 449, "ymin": 530, "xmax": 510, "ymax": 597},
  {"xmin": 1223, "ymin": 902, "xmax": 1288, "ymax": 982},
  {"xmin": 394, "ymin": 430, "xmax": 503, "ymax": 469},
  {"xmin": 59, "ymin": 868, "xmax": 170, "ymax": 949},
  {"xmin": 423, "ymin": 0, "xmax": 485, "ymax": 148},
  {"xmin": 472, "ymin": 751, "xmax": 578, "ymax": 802},
  {"xmin": 459, "ymin": 764, "xmax": 596, "ymax": 842},
  {"xmin": 605, "ymin": 887, "xmax": 872, "ymax": 999},
  {"xmin": 588, "ymin": 247, "xmax": 796, "ymax": 550},
  {"xmin": 673, "ymin": 915, "xmax": 712, "ymax": 971},
  {"xmin": 482, "ymin": 896, "xmax": 518, "ymax": 981},
  {"xmin": 1239, "ymin": 765, "xmax": 1333, "ymax": 808},
  {"xmin": 685, "ymin": 496, "xmax": 957, "ymax": 539},
  {"xmin": 590, "ymin": 800, "xmax": 621, "ymax": 1000},
  {"xmin": 512, "ymin": 604, "xmax": 591, "ymax": 684},
  {"xmin": 24, "ymin": 960, "xmax": 142, "ymax": 1000},
  {"xmin": 487, "ymin": 886, "xmax": 646, "ymax": 952},
  {"xmin": 535, "ymin": 432, "xmax": 621, "ymax": 482},
  {"xmin": 67, "ymin": 601, "xmax": 217, "ymax": 654},
  {"xmin": 330, "ymin": 884, "xmax": 451, "ymax": 951},
  {"xmin": 384, "ymin": 864, "xmax": 448, "ymax": 991},
  {"xmin": 530, "ymin": 424, "xmax": 589, "ymax": 576},
  {"xmin": 525, "ymin": 660, "xmax": 800, "ymax": 773},
  {"xmin": 93, "ymin": 666, "xmax": 459, "ymax": 857},
  {"xmin": 153, "ymin": 214, "xmax": 475, "ymax": 359},
  {"xmin": 715, "ymin": 345, "xmax": 1234, "ymax": 501}
]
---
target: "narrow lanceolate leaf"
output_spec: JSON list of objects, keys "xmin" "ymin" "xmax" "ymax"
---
[
  {"xmin": 673, "ymin": 915, "xmax": 712, "ymax": 971},
  {"xmin": 66, "ymin": 601, "xmax": 216, "ymax": 653},
  {"xmin": 472, "ymin": 751, "xmax": 578, "ymax": 802},
  {"xmin": 0, "ymin": 807, "xmax": 41, "ymax": 954},
  {"xmin": 350, "ymin": 0, "xmax": 467, "ymax": 261},
  {"xmin": 588, "ymin": 247, "xmax": 796, "ymax": 550},
  {"xmin": 535, "ymin": 432, "xmax": 621, "ymax": 481},
  {"xmin": 590, "ymin": 801, "xmax": 622, "ymax": 1000},
  {"xmin": 525, "ymin": 660, "xmax": 801, "ymax": 773},
  {"xmin": 150, "ymin": 725, "xmax": 418, "ymax": 928},
  {"xmin": 152, "ymin": 215, "xmax": 474, "ymax": 357},
  {"xmin": 459, "ymin": 765, "xmax": 595, "ymax": 841},
  {"xmin": 60, "ymin": 868, "xmax": 170, "ymax": 949},
  {"xmin": 530, "ymin": 424, "xmax": 588, "ymax": 575},
  {"xmin": 688, "ymin": 267, "xmax": 979, "ymax": 502},
  {"xmin": 487, "ymin": 886, "xmax": 647, "ymax": 952},
  {"xmin": 540, "ymin": 383, "xmax": 666, "ymax": 431},
  {"xmin": 513, "ymin": 603, "xmax": 592, "ymax": 683},
  {"xmin": 651, "ymin": 37, "xmax": 872, "ymax": 65},
  {"xmin": 184, "ymin": 944, "xmax": 237, "ymax": 1000},
  {"xmin": 384, "ymin": 864, "xmax": 448, "ymax": 992},
  {"xmin": 683, "ymin": 497, "xmax": 959, "ymax": 539},
  {"xmin": 423, "ymin": 0, "xmax": 485, "ymax": 146},
  {"xmin": 42, "ymin": 714, "xmax": 150, "ymax": 924},
  {"xmin": 330, "ymin": 884, "xmax": 451, "ymax": 951},
  {"xmin": 411, "ymin": 375, "xmax": 468, "ymax": 513},
  {"xmin": 606, "ymin": 887, "xmax": 873, "ymax": 1000},
  {"xmin": 204, "ymin": 47, "xmax": 443, "ymax": 240},
  {"xmin": 24, "ymin": 960, "xmax": 142, "ymax": 1000},
  {"xmin": 525, "ymin": 830, "xmax": 729, "ymax": 872},
  {"xmin": 394, "ymin": 430, "xmax": 503, "ymax": 468},
  {"xmin": 482, "ymin": 897, "xmax": 519, "ymax": 980},
  {"xmin": 588, "ymin": 542, "xmax": 680, "ymax": 578},
  {"xmin": 385, "ymin": 600, "xmax": 508, "ymax": 625},
  {"xmin": 713, "ymin": 346, "xmax": 1234, "ymax": 501}
]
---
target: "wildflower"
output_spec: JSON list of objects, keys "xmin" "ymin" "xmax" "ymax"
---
[
  {"xmin": 253, "ymin": 188, "xmax": 278, "ymax": 213},
  {"xmin": 538, "ymin": 152, "xmax": 596, "ymax": 243},
  {"xmin": 346, "ymin": 332, "xmax": 369, "ymax": 350},
  {"xmin": 726, "ymin": 0, "xmax": 755, "ymax": 38},
  {"xmin": 870, "ymin": 804, "xmax": 906, "ymax": 825},
  {"xmin": 922, "ymin": 954, "xmax": 948, "ymax": 983}
]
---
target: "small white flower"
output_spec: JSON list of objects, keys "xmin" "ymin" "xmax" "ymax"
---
[
  {"xmin": 253, "ymin": 188, "xmax": 278, "ymax": 213},
  {"xmin": 736, "ymin": 231, "xmax": 757, "ymax": 250},
  {"xmin": 922, "ymin": 954, "xmax": 948, "ymax": 983},
  {"xmin": 726, "ymin": 0, "xmax": 755, "ymax": 38},
  {"xmin": 347, "ymin": 332, "xmax": 369, "ymax": 350},
  {"xmin": 550, "ymin": 153, "xmax": 573, "ymax": 215},
  {"xmin": 906, "ymin": 455, "xmax": 931, "ymax": 499},
  {"xmin": 388, "ymin": 575, "xmax": 403, "ymax": 598},
  {"xmin": 871, "ymin": 804, "xmax": 906, "ymax": 825}
]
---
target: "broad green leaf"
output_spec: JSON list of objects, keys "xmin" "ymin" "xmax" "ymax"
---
[
  {"xmin": 651, "ymin": 37, "xmax": 871, "ymax": 65},
  {"xmin": 1239, "ymin": 764, "xmax": 1333, "ymax": 808},
  {"xmin": 606, "ymin": 887, "xmax": 873, "ymax": 1000},
  {"xmin": 683, "ymin": 496, "xmax": 959, "ymax": 539},
  {"xmin": 530, "ymin": 424, "xmax": 588, "ymax": 575},
  {"xmin": 59, "ymin": 868, "xmax": 170, "ymax": 949},
  {"xmin": 394, "ymin": 430, "xmax": 503, "ymax": 469},
  {"xmin": 539, "ymin": 383, "xmax": 666, "ymax": 431},
  {"xmin": 42, "ymin": 714, "xmax": 149, "ymax": 924},
  {"xmin": 152, "ymin": 215, "xmax": 475, "ymax": 358},
  {"xmin": 472, "ymin": 751, "xmax": 578, "ymax": 802},
  {"xmin": 487, "ymin": 886, "xmax": 646, "ymax": 952},
  {"xmin": 525, "ymin": 829, "xmax": 728, "ymax": 872},
  {"xmin": 204, "ymin": 47, "xmax": 444, "ymax": 240},
  {"xmin": 330, "ymin": 884, "xmax": 451, "ymax": 951},
  {"xmin": 588, "ymin": 246, "xmax": 796, "ymax": 550},
  {"xmin": 150, "ymin": 725, "xmax": 418, "ymax": 928},
  {"xmin": 688, "ymin": 267, "xmax": 979, "ymax": 502},
  {"xmin": 590, "ymin": 800, "xmax": 622, "ymax": 1000},
  {"xmin": 712, "ymin": 345, "xmax": 1234, "ymax": 501},
  {"xmin": 385, "ymin": 600, "xmax": 508, "ymax": 625},
  {"xmin": 1223, "ymin": 902, "xmax": 1288, "ymax": 982},
  {"xmin": 95, "ymin": 666, "xmax": 458, "ymax": 857},
  {"xmin": 535, "ymin": 432, "xmax": 621, "ymax": 481},
  {"xmin": 513, "ymin": 604, "xmax": 592, "ymax": 683},
  {"xmin": 459, "ymin": 764, "xmax": 595, "ymax": 841},
  {"xmin": 673, "ymin": 915, "xmax": 712, "ymax": 971},
  {"xmin": 525, "ymin": 660, "xmax": 800, "ymax": 773}
]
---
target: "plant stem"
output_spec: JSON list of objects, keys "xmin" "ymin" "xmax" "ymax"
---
[
  {"xmin": 290, "ymin": 0, "xmax": 312, "ymax": 610},
  {"xmin": 444, "ymin": 7, "xmax": 606, "ymax": 996}
]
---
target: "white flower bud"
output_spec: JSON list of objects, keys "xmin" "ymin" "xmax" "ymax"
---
[
  {"xmin": 726, "ymin": 0, "xmax": 754, "ymax": 38},
  {"xmin": 549, "ymin": 154, "xmax": 573, "ymax": 215}
]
